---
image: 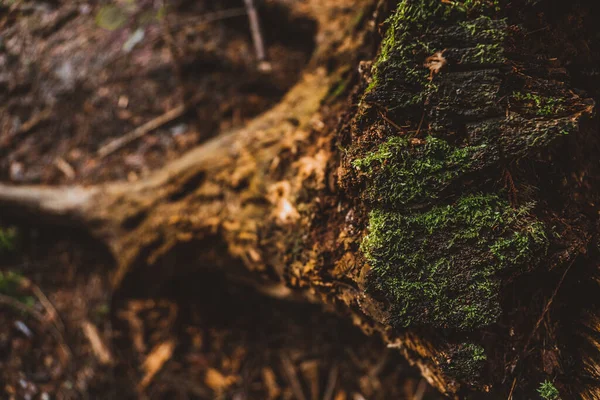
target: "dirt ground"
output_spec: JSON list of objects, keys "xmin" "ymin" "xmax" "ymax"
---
[
  {"xmin": 0, "ymin": 0, "xmax": 314, "ymax": 184},
  {"xmin": 0, "ymin": 226, "xmax": 442, "ymax": 399},
  {"xmin": 0, "ymin": 1, "xmax": 442, "ymax": 398}
]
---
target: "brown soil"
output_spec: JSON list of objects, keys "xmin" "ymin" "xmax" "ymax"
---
[
  {"xmin": 0, "ymin": 226, "xmax": 442, "ymax": 399},
  {"xmin": 0, "ymin": 0, "xmax": 315, "ymax": 184}
]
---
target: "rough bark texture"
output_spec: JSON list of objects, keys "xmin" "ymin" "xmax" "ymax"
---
[{"xmin": 1, "ymin": 0, "xmax": 600, "ymax": 398}]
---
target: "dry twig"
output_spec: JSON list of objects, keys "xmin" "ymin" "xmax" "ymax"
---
[
  {"xmin": 97, "ymin": 91, "xmax": 208, "ymax": 158},
  {"xmin": 82, "ymin": 320, "xmax": 113, "ymax": 365},
  {"xmin": 24, "ymin": 277, "xmax": 65, "ymax": 333},
  {"xmin": 54, "ymin": 157, "xmax": 76, "ymax": 180},
  {"xmin": 323, "ymin": 364, "xmax": 339, "ymax": 400},
  {"xmin": 0, "ymin": 293, "xmax": 73, "ymax": 365},
  {"xmin": 139, "ymin": 339, "xmax": 176, "ymax": 390},
  {"xmin": 280, "ymin": 353, "xmax": 307, "ymax": 400},
  {"xmin": 378, "ymin": 110, "xmax": 403, "ymax": 131},
  {"xmin": 244, "ymin": 0, "xmax": 270, "ymax": 70},
  {"xmin": 507, "ymin": 377, "xmax": 517, "ymax": 400},
  {"xmin": 195, "ymin": 7, "xmax": 248, "ymax": 27},
  {"xmin": 523, "ymin": 256, "xmax": 578, "ymax": 353},
  {"xmin": 97, "ymin": 104, "xmax": 186, "ymax": 158},
  {"xmin": 506, "ymin": 256, "xmax": 579, "ymax": 395},
  {"xmin": 18, "ymin": 107, "xmax": 53, "ymax": 135},
  {"xmin": 413, "ymin": 379, "xmax": 428, "ymax": 400}
]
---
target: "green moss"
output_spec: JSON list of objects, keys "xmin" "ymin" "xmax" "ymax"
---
[
  {"xmin": 351, "ymin": 113, "xmax": 578, "ymax": 205},
  {"xmin": 0, "ymin": 226, "xmax": 17, "ymax": 253},
  {"xmin": 513, "ymin": 92, "xmax": 565, "ymax": 116},
  {"xmin": 458, "ymin": 15, "xmax": 504, "ymax": 39},
  {"xmin": 365, "ymin": 0, "xmax": 505, "ymax": 110},
  {"xmin": 363, "ymin": 194, "xmax": 548, "ymax": 330},
  {"xmin": 0, "ymin": 271, "xmax": 34, "ymax": 306},
  {"xmin": 350, "ymin": 0, "xmax": 574, "ymax": 334},
  {"xmin": 441, "ymin": 343, "xmax": 488, "ymax": 382},
  {"xmin": 365, "ymin": 0, "xmax": 446, "ymax": 107},
  {"xmin": 450, "ymin": 0, "xmax": 501, "ymax": 13},
  {"xmin": 470, "ymin": 42, "xmax": 505, "ymax": 63},
  {"xmin": 538, "ymin": 380, "xmax": 560, "ymax": 400},
  {"xmin": 352, "ymin": 136, "xmax": 485, "ymax": 206}
]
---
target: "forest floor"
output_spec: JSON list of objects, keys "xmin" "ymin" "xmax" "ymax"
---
[{"xmin": 0, "ymin": 1, "xmax": 442, "ymax": 398}]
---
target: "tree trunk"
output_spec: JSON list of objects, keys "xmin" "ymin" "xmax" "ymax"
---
[{"xmin": 1, "ymin": 0, "xmax": 599, "ymax": 398}]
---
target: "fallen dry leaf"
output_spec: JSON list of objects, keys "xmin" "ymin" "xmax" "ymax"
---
[{"xmin": 424, "ymin": 51, "xmax": 447, "ymax": 80}]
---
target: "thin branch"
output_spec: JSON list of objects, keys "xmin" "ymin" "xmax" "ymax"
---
[
  {"xmin": 97, "ymin": 104, "xmax": 186, "ymax": 159},
  {"xmin": 82, "ymin": 320, "xmax": 114, "ymax": 365},
  {"xmin": 378, "ymin": 110, "xmax": 403, "ymax": 132},
  {"xmin": 506, "ymin": 255, "xmax": 579, "ymax": 394},
  {"xmin": 24, "ymin": 277, "xmax": 66, "ymax": 333},
  {"xmin": 413, "ymin": 379, "xmax": 428, "ymax": 400},
  {"xmin": 17, "ymin": 107, "xmax": 53, "ymax": 135},
  {"xmin": 97, "ymin": 92, "xmax": 207, "ymax": 159},
  {"xmin": 0, "ymin": 293, "xmax": 73, "ymax": 365},
  {"xmin": 0, "ymin": 293, "xmax": 46, "ymax": 320},
  {"xmin": 139, "ymin": 339, "xmax": 176, "ymax": 390},
  {"xmin": 507, "ymin": 377, "xmax": 517, "ymax": 400},
  {"xmin": 280, "ymin": 353, "xmax": 307, "ymax": 400},
  {"xmin": 243, "ymin": 0, "xmax": 267, "ymax": 63},
  {"xmin": 323, "ymin": 364, "xmax": 339, "ymax": 400},
  {"xmin": 194, "ymin": 7, "xmax": 248, "ymax": 27},
  {"xmin": 523, "ymin": 256, "xmax": 578, "ymax": 353}
]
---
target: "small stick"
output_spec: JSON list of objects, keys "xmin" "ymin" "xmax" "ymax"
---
[
  {"xmin": 413, "ymin": 379, "xmax": 428, "ymax": 400},
  {"xmin": 507, "ymin": 377, "xmax": 517, "ymax": 400},
  {"xmin": 18, "ymin": 107, "xmax": 53, "ymax": 135},
  {"xmin": 195, "ymin": 8, "xmax": 248, "ymax": 27},
  {"xmin": 322, "ymin": 364, "xmax": 338, "ymax": 400},
  {"xmin": 54, "ymin": 157, "xmax": 76, "ymax": 180},
  {"xmin": 0, "ymin": 293, "xmax": 45, "ymax": 321},
  {"xmin": 280, "ymin": 354, "xmax": 307, "ymax": 400},
  {"xmin": 82, "ymin": 320, "xmax": 113, "ymax": 365},
  {"xmin": 23, "ymin": 277, "xmax": 66, "ymax": 333},
  {"xmin": 139, "ymin": 339, "xmax": 176, "ymax": 390},
  {"xmin": 506, "ymin": 256, "xmax": 578, "ymax": 395},
  {"xmin": 415, "ymin": 109, "xmax": 426, "ymax": 136},
  {"xmin": 522, "ymin": 256, "xmax": 578, "ymax": 353},
  {"xmin": 243, "ymin": 0, "xmax": 267, "ymax": 63},
  {"xmin": 97, "ymin": 104, "xmax": 186, "ymax": 158},
  {"xmin": 0, "ymin": 293, "xmax": 73, "ymax": 365},
  {"xmin": 378, "ymin": 110, "xmax": 403, "ymax": 132},
  {"xmin": 97, "ymin": 92, "xmax": 207, "ymax": 159}
]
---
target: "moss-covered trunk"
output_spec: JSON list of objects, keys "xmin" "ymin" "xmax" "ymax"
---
[{"xmin": 1, "ymin": 0, "xmax": 599, "ymax": 398}]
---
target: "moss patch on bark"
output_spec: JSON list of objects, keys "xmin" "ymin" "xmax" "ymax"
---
[
  {"xmin": 347, "ymin": 0, "xmax": 586, "ymax": 335},
  {"xmin": 362, "ymin": 194, "xmax": 548, "ymax": 330}
]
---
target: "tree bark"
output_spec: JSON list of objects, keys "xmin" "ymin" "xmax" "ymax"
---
[{"xmin": 1, "ymin": 0, "xmax": 599, "ymax": 398}]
